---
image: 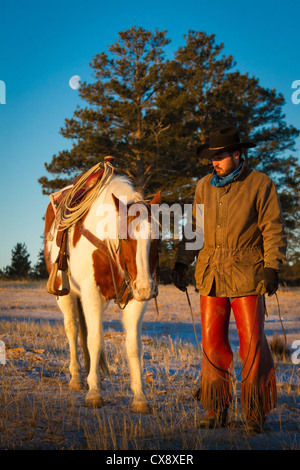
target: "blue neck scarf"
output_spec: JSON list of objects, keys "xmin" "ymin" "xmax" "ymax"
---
[{"xmin": 210, "ymin": 159, "xmax": 244, "ymax": 187}]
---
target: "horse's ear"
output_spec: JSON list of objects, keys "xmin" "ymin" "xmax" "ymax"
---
[
  {"xmin": 149, "ymin": 190, "xmax": 161, "ymax": 205},
  {"xmin": 112, "ymin": 193, "xmax": 127, "ymax": 213}
]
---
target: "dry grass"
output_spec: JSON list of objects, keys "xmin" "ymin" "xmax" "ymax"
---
[{"xmin": 0, "ymin": 282, "xmax": 299, "ymax": 450}]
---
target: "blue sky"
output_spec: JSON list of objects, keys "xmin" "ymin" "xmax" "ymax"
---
[{"xmin": 0, "ymin": 0, "xmax": 299, "ymax": 269}]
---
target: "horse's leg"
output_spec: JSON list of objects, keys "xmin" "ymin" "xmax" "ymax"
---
[
  {"xmin": 77, "ymin": 298, "xmax": 90, "ymax": 375},
  {"xmin": 80, "ymin": 281, "xmax": 105, "ymax": 408},
  {"xmin": 122, "ymin": 299, "xmax": 150, "ymax": 414},
  {"xmin": 78, "ymin": 296, "xmax": 109, "ymax": 376},
  {"xmin": 57, "ymin": 293, "xmax": 84, "ymax": 391}
]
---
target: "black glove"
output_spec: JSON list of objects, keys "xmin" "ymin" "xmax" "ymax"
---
[
  {"xmin": 172, "ymin": 262, "xmax": 188, "ymax": 292},
  {"xmin": 263, "ymin": 267, "xmax": 278, "ymax": 296}
]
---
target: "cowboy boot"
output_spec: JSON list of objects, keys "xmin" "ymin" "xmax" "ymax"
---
[
  {"xmin": 198, "ymin": 296, "xmax": 233, "ymax": 428},
  {"xmin": 199, "ymin": 408, "xmax": 229, "ymax": 429},
  {"xmin": 231, "ymin": 295, "xmax": 277, "ymax": 433}
]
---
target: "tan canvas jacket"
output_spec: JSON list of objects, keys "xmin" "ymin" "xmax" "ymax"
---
[{"xmin": 175, "ymin": 160, "xmax": 287, "ymax": 297}]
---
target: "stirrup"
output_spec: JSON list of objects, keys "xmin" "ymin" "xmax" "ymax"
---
[
  {"xmin": 46, "ymin": 262, "xmax": 70, "ymax": 296},
  {"xmin": 47, "ymin": 229, "xmax": 70, "ymax": 296}
]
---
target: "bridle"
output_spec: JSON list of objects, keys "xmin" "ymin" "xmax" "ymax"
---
[
  {"xmin": 109, "ymin": 238, "xmax": 133, "ymax": 309},
  {"xmin": 79, "ymin": 223, "xmax": 160, "ymax": 310}
]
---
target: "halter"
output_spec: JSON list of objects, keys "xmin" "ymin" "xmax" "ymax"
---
[
  {"xmin": 108, "ymin": 238, "xmax": 133, "ymax": 309},
  {"xmin": 77, "ymin": 224, "xmax": 131, "ymax": 308},
  {"xmin": 79, "ymin": 224, "xmax": 159, "ymax": 310}
]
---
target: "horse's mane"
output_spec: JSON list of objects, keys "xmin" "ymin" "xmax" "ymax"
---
[
  {"xmin": 100, "ymin": 173, "xmax": 150, "ymax": 273},
  {"xmin": 55, "ymin": 169, "xmax": 145, "ymax": 232},
  {"xmin": 103, "ymin": 173, "xmax": 145, "ymax": 205},
  {"xmin": 52, "ymin": 167, "xmax": 155, "ymax": 278}
]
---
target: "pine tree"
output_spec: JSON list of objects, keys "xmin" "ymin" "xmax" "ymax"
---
[
  {"xmin": 32, "ymin": 248, "xmax": 48, "ymax": 279},
  {"xmin": 5, "ymin": 243, "xmax": 31, "ymax": 279},
  {"xmin": 39, "ymin": 26, "xmax": 171, "ymax": 197},
  {"xmin": 154, "ymin": 31, "xmax": 300, "ymax": 202},
  {"xmin": 39, "ymin": 28, "xmax": 300, "ymax": 248}
]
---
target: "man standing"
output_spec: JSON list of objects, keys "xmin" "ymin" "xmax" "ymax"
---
[{"xmin": 172, "ymin": 126, "xmax": 287, "ymax": 433}]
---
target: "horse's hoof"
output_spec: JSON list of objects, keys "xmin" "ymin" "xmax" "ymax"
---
[
  {"xmin": 86, "ymin": 393, "xmax": 104, "ymax": 408},
  {"xmin": 69, "ymin": 380, "xmax": 84, "ymax": 391},
  {"xmin": 131, "ymin": 402, "xmax": 150, "ymax": 414}
]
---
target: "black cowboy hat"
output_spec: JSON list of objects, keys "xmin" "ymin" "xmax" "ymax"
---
[{"xmin": 196, "ymin": 126, "xmax": 256, "ymax": 159}]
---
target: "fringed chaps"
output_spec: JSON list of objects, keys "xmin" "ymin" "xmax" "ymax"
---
[
  {"xmin": 232, "ymin": 295, "xmax": 277, "ymax": 419},
  {"xmin": 200, "ymin": 295, "xmax": 277, "ymax": 419},
  {"xmin": 199, "ymin": 375, "xmax": 232, "ymax": 413},
  {"xmin": 240, "ymin": 372, "xmax": 277, "ymax": 421},
  {"xmin": 199, "ymin": 296, "xmax": 233, "ymax": 412}
]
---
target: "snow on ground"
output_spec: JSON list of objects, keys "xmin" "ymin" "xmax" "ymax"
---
[
  {"xmin": 0, "ymin": 282, "xmax": 299, "ymax": 450},
  {"xmin": 1, "ymin": 282, "xmax": 298, "ymax": 356},
  {"xmin": 1, "ymin": 282, "xmax": 299, "ymax": 388}
]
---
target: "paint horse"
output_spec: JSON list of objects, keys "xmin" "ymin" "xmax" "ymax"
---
[{"xmin": 44, "ymin": 169, "xmax": 160, "ymax": 413}]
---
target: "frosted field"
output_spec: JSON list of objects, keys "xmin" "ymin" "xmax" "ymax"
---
[{"xmin": 0, "ymin": 282, "xmax": 299, "ymax": 450}]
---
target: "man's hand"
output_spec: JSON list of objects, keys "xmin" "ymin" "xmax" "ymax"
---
[
  {"xmin": 172, "ymin": 262, "xmax": 188, "ymax": 292},
  {"xmin": 263, "ymin": 267, "xmax": 279, "ymax": 296}
]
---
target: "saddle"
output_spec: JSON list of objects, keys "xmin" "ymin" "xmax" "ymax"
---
[{"xmin": 46, "ymin": 157, "xmax": 114, "ymax": 296}]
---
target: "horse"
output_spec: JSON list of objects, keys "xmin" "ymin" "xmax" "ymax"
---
[{"xmin": 44, "ymin": 166, "xmax": 160, "ymax": 413}]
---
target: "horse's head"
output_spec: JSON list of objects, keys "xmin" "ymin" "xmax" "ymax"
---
[{"xmin": 112, "ymin": 191, "xmax": 161, "ymax": 302}]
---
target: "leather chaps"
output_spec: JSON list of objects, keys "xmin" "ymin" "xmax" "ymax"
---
[{"xmin": 199, "ymin": 295, "xmax": 277, "ymax": 421}]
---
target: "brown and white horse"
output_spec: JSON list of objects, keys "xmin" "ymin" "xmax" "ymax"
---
[{"xmin": 44, "ymin": 173, "xmax": 160, "ymax": 413}]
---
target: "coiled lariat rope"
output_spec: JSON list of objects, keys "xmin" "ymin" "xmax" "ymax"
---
[{"xmin": 54, "ymin": 159, "xmax": 115, "ymax": 231}]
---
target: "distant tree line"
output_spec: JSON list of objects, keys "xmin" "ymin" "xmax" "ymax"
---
[
  {"xmin": 1, "ymin": 241, "xmax": 300, "ymax": 286},
  {"xmin": 0, "ymin": 243, "xmax": 48, "ymax": 280}
]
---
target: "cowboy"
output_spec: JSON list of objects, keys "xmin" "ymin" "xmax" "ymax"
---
[{"xmin": 172, "ymin": 126, "xmax": 287, "ymax": 433}]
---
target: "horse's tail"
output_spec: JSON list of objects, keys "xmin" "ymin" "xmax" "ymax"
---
[
  {"xmin": 77, "ymin": 299, "xmax": 90, "ymax": 374},
  {"xmin": 77, "ymin": 298, "xmax": 110, "ymax": 377},
  {"xmin": 99, "ymin": 349, "xmax": 110, "ymax": 377}
]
